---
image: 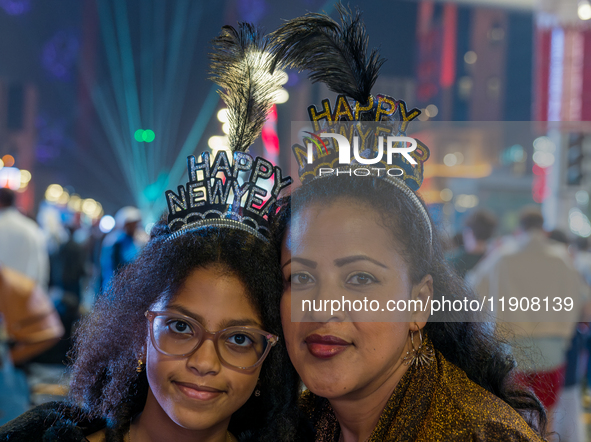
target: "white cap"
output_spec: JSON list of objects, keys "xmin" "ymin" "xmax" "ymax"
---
[{"xmin": 115, "ymin": 206, "xmax": 142, "ymax": 229}]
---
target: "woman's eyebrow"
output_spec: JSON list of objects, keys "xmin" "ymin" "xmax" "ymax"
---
[
  {"xmin": 281, "ymin": 257, "xmax": 317, "ymax": 269},
  {"xmin": 333, "ymin": 255, "xmax": 389, "ymax": 269}
]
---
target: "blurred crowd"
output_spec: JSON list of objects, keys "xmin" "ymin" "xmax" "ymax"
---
[
  {"xmin": 0, "ymin": 188, "xmax": 145, "ymax": 424},
  {"xmin": 447, "ymin": 207, "xmax": 591, "ymax": 441}
]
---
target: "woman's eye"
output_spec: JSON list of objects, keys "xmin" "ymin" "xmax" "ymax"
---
[
  {"xmin": 168, "ymin": 320, "xmax": 193, "ymax": 334},
  {"xmin": 291, "ymin": 272, "xmax": 316, "ymax": 285},
  {"xmin": 227, "ymin": 333, "xmax": 254, "ymax": 347},
  {"xmin": 346, "ymin": 273, "xmax": 377, "ymax": 285}
]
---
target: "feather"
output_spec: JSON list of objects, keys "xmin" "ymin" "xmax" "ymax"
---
[
  {"xmin": 209, "ymin": 23, "xmax": 285, "ymax": 153},
  {"xmin": 269, "ymin": 3, "xmax": 385, "ymax": 104}
]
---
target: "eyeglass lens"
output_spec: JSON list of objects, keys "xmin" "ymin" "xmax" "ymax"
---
[{"xmin": 152, "ymin": 314, "xmax": 269, "ymax": 368}]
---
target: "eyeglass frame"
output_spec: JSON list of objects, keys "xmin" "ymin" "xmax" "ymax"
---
[{"xmin": 144, "ymin": 310, "xmax": 279, "ymax": 370}]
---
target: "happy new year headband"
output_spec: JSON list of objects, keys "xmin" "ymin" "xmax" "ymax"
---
[
  {"xmin": 270, "ymin": 3, "xmax": 432, "ymax": 243},
  {"xmin": 165, "ymin": 24, "xmax": 292, "ymax": 242}
]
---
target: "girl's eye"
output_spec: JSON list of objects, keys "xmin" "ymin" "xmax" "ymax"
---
[
  {"xmin": 291, "ymin": 272, "xmax": 316, "ymax": 285},
  {"xmin": 227, "ymin": 333, "xmax": 254, "ymax": 347},
  {"xmin": 346, "ymin": 273, "xmax": 377, "ymax": 285},
  {"xmin": 169, "ymin": 320, "xmax": 193, "ymax": 334}
]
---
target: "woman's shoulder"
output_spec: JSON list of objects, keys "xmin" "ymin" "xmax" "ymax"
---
[
  {"xmin": 426, "ymin": 354, "xmax": 544, "ymax": 441},
  {"xmin": 0, "ymin": 401, "xmax": 105, "ymax": 442}
]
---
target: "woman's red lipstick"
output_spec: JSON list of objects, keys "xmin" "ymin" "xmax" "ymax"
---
[{"xmin": 305, "ymin": 334, "xmax": 351, "ymax": 359}]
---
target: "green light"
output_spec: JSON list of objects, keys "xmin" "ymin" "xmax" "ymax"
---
[
  {"xmin": 142, "ymin": 129, "xmax": 155, "ymax": 142},
  {"xmin": 134, "ymin": 129, "xmax": 155, "ymax": 142}
]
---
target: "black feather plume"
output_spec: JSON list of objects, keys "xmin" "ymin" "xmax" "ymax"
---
[
  {"xmin": 209, "ymin": 24, "xmax": 285, "ymax": 153},
  {"xmin": 269, "ymin": 3, "xmax": 385, "ymax": 104}
]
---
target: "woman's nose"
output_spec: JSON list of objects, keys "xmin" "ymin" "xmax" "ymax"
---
[{"xmin": 306, "ymin": 283, "xmax": 350, "ymax": 322}]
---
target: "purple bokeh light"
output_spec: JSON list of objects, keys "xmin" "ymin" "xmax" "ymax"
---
[
  {"xmin": 237, "ymin": 0, "xmax": 267, "ymax": 23},
  {"xmin": 35, "ymin": 114, "xmax": 66, "ymax": 163},
  {"xmin": 0, "ymin": 0, "xmax": 30, "ymax": 15},
  {"xmin": 41, "ymin": 31, "xmax": 79, "ymax": 81},
  {"xmin": 286, "ymin": 72, "xmax": 300, "ymax": 87}
]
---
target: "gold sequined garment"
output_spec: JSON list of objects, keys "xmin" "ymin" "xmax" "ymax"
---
[{"xmin": 300, "ymin": 349, "xmax": 545, "ymax": 442}]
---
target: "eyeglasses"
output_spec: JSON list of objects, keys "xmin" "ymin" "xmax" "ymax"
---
[{"xmin": 145, "ymin": 311, "xmax": 279, "ymax": 370}]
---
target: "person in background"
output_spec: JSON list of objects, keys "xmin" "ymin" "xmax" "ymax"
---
[
  {"xmin": 99, "ymin": 206, "xmax": 141, "ymax": 292},
  {"xmin": 470, "ymin": 207, "xmax": 590, "ymax": 434},
  {"xmin": 569, "ymin": 237, "xmax": 591, "ymax": 411},
  {"xmin": 546, "ymin": 230, "xmax": 587, "ymax": 442},
  {"xmin": 548, "ymin": 229, "xmax": 569, "ymax": 246},
  {"xmin": 0, "ymin": 265, "xmax": 64, "ymax": 365},
  {"xmin": 448, "ymin": 209, "xmax": 497, "ymax": 278},
  {"xmin": 34, "ymin": 220, "xmax": 88, "ymax": 365},
  {"xmin": 0, "ymin": 265, "xmax": 64, "ymax": 425},
  {"xmin": 572, "ymin": 237, "xmax": 591, "ymax": 287},
  {"xmin": 0, "ymin": 188, "xmax": 49, "ymax": 290}
]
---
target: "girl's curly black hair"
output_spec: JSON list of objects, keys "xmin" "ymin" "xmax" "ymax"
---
[
  {"xmin": 273, "ymin": 175, "xmax": 548, "ymax": 440},
  {"xmin": 67, "ymin": 220, "xmax": 311, "ymax": 442}
]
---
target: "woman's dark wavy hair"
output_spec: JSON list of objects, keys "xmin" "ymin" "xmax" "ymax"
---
[
  {"xmin": 273, "ymin": 175, "xmax": 548, "ymax": 439},
  {"xmin": 67, "ymin": 220, "xmax": 311, "ymax": 442}
]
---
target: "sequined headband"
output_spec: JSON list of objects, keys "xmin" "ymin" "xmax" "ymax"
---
[
  {"xmin": 270, "ymin": 4, "xmax": 433, "ymax": 243},
  {"xmin": 165, "ymin": 150, "xmax": 291, "ymax": 242},
  {"xmin": 292, "ymin": 95, "xmax": 433, "ymax": 244}
]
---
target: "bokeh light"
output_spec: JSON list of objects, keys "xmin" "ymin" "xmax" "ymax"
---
[
  {"xmin": 19, "ymin": 169, "xmax": 31, "ymax": 184},
  {"xmin": 217, "ymin": 109, "xmax": 229, "ymax": 123},
  {"xmin": 82, "ymin": 198, "xmax": 98, "ymax": 215},
  {"xmin": 208, "ymin": 135, "xmax": 228, "ymax": 149},
  {"xmin": 464, "ymin": 51, "xmax": 477, "ymax": 64},
  {"xmin": 41, "ymin": 30, "xmax": 79, "ymax": 80},
  {"xmin": 57, "ymin": 189, "xmax": 70, "ymax": 205},
  {"xmin": 2, "ymin": 155, "xmax": 15, "ymax": 167},
  {"xmin": 569, "ymin": 208, "xmax": 591, "ymax": 237},
  {"xmin": 134, "ymin": 129, "xmax": 155, "ymax": 143},
  {"xmin": 579, "ymin": 1, "xmax": 591, "ymax": 20},
  {"xmin": 134, "ymin": 129, "xmax": 144, "ymax": 142},
  {"xmin": 45, "ymin": 184, "xmax": 64, "ymax": 202},
  {"xmin": 142, "ymin": 129, "xmax": 155, "ymax": 142},
  {"xmin": 272, "ymin": 88, "xmax": 289, "ymax": 104},
  {"xmin": 444, "ymin": 153, "xmax": 458, "ymax": 167},
  {"xmin": 0, "ymin": 0, "xmax": 31, "ymax": 16},
  {"xmin": 99, "ymin": 215, "xmax": 116, "ymax": 234},
  {"xmin": 576, "ymin": 190, "xmax": 589, "ymax": 205},
  {"xmin": 440, "ymin": 188, "xmax": 453, "ymax": 202},
  {"xmin": 68, "ymin": 194, "xmax": 82, "ymax": 212},
  {"xmin": 0, "ymin": 167, "xmax": 21, "ymax": 190},
  {"xmin": 425, "ymin": 104, "xmax": 439, "ymax": 118}
]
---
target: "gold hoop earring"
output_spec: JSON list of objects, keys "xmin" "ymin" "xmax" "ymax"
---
[
  {"xmin": 254, "ymin": 389, "xmax": 261, "ymax": 397},
  {"xmin": 401, "ymin": 327, "xmax": 434, "ymax": 367},
  {"xmin": 136, "ymin": 358, "xmax": 145, "ymax": 373}
]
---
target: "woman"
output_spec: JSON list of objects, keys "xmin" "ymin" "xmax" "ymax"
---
[
  {"xmin": 0, "ymin": 23, "xmax": 308, "ymax": 442},
  {"xmin": 277, "ymin": 177, "xmax": 547, "ymax": 442},
  {"xmin": 271, "ymin": 5, "xmax": 548, "ymax": 441}
]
